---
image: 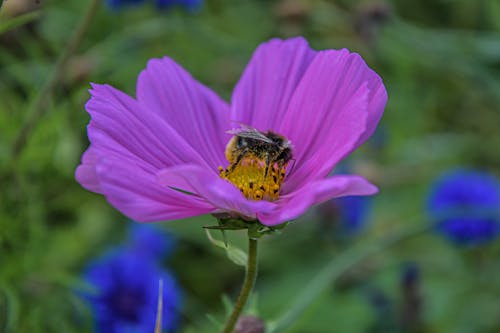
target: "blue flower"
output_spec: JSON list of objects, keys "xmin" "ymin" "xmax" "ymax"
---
[
  {"xmin": 83, "ymin": 249, "xmax": 181, "ymax": 333},
  {"xmin": 427, "ymin": 169, "xmax": 500, "ymax": 246},
  {"xmin": 127, "ymin": 222, "xmax": 176, "ymax": 260},
  {"xmin": 154, "ymin": 0, "xmax": 202, "ymax": 11},
  {"xmin": 105, "ymin": 0, "xmax": 144, "ymax": 10},
  {"xmin": 336, "ymin": 195, "xmax": 372, "ymax": 235},
  {"xmin": 317, "ymin": 163, "xmax": 373, "ymax": 236},
  {"xmin": 105, "ymin": 0, "xmax": 202, "ymax": 11},
  {"xmin": 318, "ymin": 195, "xmax": 372, "ymax": 237}
]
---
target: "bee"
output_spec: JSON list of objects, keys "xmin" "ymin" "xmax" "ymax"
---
[{"xmin": 224, "ymin": 125, "xmax": 293, "ymax": 178}]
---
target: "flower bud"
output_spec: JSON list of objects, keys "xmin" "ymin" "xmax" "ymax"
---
[{"xmin": 235, "ymin": 315, "xmax": 265, "ymax": 333}]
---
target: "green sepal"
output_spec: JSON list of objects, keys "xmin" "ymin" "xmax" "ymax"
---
[
  {"xmin": 205, "ymin": 229, "xmax": 248, "ymax": 267},
  {"xmin": 168, "ymin": 186, "xmax": 201, "ymax": 197},
  {"xmin": 208, "ymin": 215, "xmax": 290, "ymax": 238},
  {"xmin": 248, "ymin": 221, "xmax": 290, "ymax": 239}
]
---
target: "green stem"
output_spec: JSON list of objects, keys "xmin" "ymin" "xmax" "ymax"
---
[
  {"xmin": 268, "ymin": 223, "xmax": 429, "ymax": 333},
  {"xmin": 10, "ymin": 0, "xmax": 101, "ymax": 161},
  {"xmin": 222, "ymin": 236, "xmax": 259, "ymax": 333}
]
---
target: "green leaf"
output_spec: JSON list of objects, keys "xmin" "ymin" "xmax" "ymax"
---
[
  {"xmin": 0, "ymin": 11, "xmax": 41, "ymax": 35},
  {"xmin": 0, "ymin": 283, "xmax": 19, "ymax": 333},
  {"xmin": 205, "ymin": 313, "xmax": 223, "ymax": 329},
  {"xmin": 221, "ymin": 294, "xmax": 233, "ymax": 315},
  {"xmin": 205, "ymin": 229, "xmax": 248, "ymax": 267}
]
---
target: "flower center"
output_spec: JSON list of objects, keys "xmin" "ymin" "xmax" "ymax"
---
[{"xmin": 219, "ymin": 155, "xmax": 288, "ymax": 201}]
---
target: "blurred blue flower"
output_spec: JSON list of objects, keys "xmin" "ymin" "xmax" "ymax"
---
[
  {"xmin": 105, "ymin": 0, "xmax": 202, "ymax": 11},
  {"xmin": 318, "ymin": 162, "xmax": 373, "ymax": 236},
  {"xmin": 319, "ymin": 195, "xmax": 372, "ymax": 237},
  {"xmin": 105, "ymin": 0, "xmax": 144, "ymax": 10},
  {"xmin": 154, "ymin": 0, "xmax": 202, "ymax": 11},
  {"xmin": 428, "ymin": 169, "xmax": 500, "ymax": 246},
  {"xmin": 127, "ymin": 222, "xmax": 176, "ymax": 260},
  {"xmin": 337, "ymin": 195, "xmax": 372, "ymax": 235},
  {"xmin": 83, "ymin": 250, "xmax": 181, "ymax": 333}
]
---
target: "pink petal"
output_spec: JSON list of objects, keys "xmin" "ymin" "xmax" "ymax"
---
[
  {"xmin": 75, "ymin": 146, "xmax": 101, "ymax": 193},
  {"xmin": 95, "ymin": 158, "xmax": 214, "ymax": 222},
  {"xmin": 136, "ymin": 57, "xmax": 230, "ymax": 170},
  {"xmin": 357, "ymin": 76, "xmax": 387, "ymax": 145},
  {"xmin": 258, "ymin": 175, "xmax": 378, "ymax": 226},
  {"xmin": 77, "ymin": 82, "xmax": 222, "ymax": 222},
  {"xmin": 277, "ymin": 50, "xmax": 386, "ymax": 192},
  {"xmin": 86, "ymin": 83, "xmax": 209, "ymax": 171},
  {"xmin": 230, "ymin": 37, "xmax": 317, "ymax": 131},
  {"xmin": 157, "ymin": 165, "xmax": 277, "ymax": 219}
]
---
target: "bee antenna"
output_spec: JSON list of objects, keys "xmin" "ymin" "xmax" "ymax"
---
[
  {"xmin": 226, "ymin": 122, "xmax": 256, "ymax": 135},
  {"xmin": 228, "ymin": 120, "xmax": 253, "ymax": 129}
]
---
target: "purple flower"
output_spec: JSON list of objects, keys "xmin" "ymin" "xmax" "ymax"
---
[
  {"xmin": 427, "ymin": 169, "xmax": 500, "ymax": 246},
  {"xmin": 75, "ymin": 37, "xmax": 387, "ymax": 226},
  {"xmin": 83, "ymin": 249, "xmax": 181, "ymax": 333}
]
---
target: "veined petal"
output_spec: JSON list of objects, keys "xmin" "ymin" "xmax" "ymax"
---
[
  {"xmin": 157, "ymin": 165, "xmax": 277, "ymax": 219},
  {"xmin": 356, "ymin": 74, "xmax": 387, "ymax": 145},
  {"xmin": 95, "ymin": 158, "xmax": 214, "ymax": 222},
  {"xmin": 137, "ymin": 57, "xmax": 230, "ymax": 170},
  {"xmin": 258, "ymin": 175, "xmax": 377, "ymax": 226},
  {"xmin": 75, "ymin": 147, "xmax": 101, "ymax": 193},
  {"xmin": 277, "ymin": 50, "xmax": 385, "ymax": 192},
  {"xmin": 86, "ymin": 83, "xmax": 210, "ymax": 170},
  {"xmin": 230, "ymin": 37, "xmax": 317, "ymax": 131}
]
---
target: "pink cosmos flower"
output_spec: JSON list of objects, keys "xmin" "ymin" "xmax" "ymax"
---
[{"xmin": 75, "ymin": 37, "xmax": 387, "ymax": 226}]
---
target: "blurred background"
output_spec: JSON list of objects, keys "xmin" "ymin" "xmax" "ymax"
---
[{"xmin": 1, "ymin": 0, "xmax": 500, "ymax": 332}]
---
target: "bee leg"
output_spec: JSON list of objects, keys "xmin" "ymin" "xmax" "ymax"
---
[
  {"xmin": 228, "ymin": 151, "xmax": 246, "ymax": 172},
  {"xmin": 264, "ymin": 153, "xmax": 271, "ymax": 178}
]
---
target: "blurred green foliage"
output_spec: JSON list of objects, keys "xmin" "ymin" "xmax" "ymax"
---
[{"xmin": 1, "ymin": 0, "xmax": 500, "ymax": 332}]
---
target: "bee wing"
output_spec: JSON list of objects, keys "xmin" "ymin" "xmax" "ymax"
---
[
  {"xmin": 236, "ymin": 131, "xmax": 274, "ymax": 143},
  {"xmin": 226, "ymin": 124, "xmax": 274, "ymax": 143}
]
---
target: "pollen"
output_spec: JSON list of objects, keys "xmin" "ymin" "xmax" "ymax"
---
[{"xmin": 219, "ymin": 156, "xmax": 287, "ymax": 201}]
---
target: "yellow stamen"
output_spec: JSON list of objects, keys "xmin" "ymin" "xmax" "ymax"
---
[{"xmin": 219, "ymin": 155, "xmax": 287, "ymax": 201}]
